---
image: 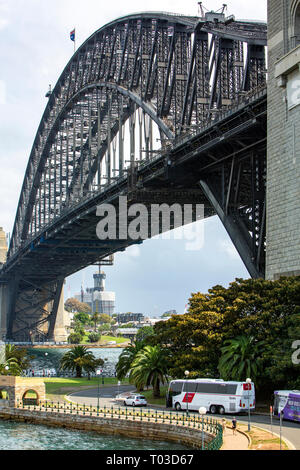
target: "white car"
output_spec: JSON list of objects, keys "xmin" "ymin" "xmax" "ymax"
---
[{"xmin": 123, "ymin": 394, "xmax": 147, "ymax": 407}]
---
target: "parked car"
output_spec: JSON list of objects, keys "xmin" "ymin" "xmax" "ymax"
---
[{"xmin": 123, "ymin": 394, "xmax": 147, "ymax": 407}]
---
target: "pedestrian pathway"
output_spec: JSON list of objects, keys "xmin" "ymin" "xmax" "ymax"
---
[{"xmin": 221, "ymin": 426, "xmax": 249, "ymax": 450}]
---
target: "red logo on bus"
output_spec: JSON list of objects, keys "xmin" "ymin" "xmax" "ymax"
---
[
  {"xmin": 183, "ymin": 393, "xmax": 195, "ymax": 403},
  {"xmin": 243, "ymin": 383, "xmax": 252, "ymax": 391}
]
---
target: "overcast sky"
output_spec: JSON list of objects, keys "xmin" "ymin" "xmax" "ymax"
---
[{"xmin": 0, "ymin": 0, "xmax": 267, "ymax": 316}]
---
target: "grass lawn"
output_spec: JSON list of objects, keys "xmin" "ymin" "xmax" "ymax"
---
[
  {"xmin": 72, "ymin": 335, "xmax": 129, "ymax": 346},
  {"xmin": 233, "ymin": 422, "xmax": 289, "ymax": 450},
  {"xmin": 43, "ymin": 377, "xmax": 167, "ymax": 405},
  {"xmin": 44, "ymin": 377, "xmax": 129, "ymax": 400},
  {"xmin": 100, "ymin": 336, "xmax": 129, "ymax": 345},
  {"xmin": 140, "ymin": 386, "xmax": 168, "ymax": 406}
]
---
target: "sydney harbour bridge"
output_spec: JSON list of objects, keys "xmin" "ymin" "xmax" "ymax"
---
[{"xmin": 0, "ymin": 10, "xmax": 267, "ymax": 342}]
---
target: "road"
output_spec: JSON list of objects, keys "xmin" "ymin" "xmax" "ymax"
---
[{"xmin": 68, "ymin": 385, "xmax": 300, "ymax": 450}]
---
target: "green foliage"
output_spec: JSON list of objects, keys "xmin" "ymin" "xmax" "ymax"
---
[
  {"xmin": 118, "ymin": 323, "xmax": 135, "ymax": 328},
  {"xmin": 60, "ymin": 346, "xmax": 104, "ymax": 378},
  {"xmin": 115, "ymin": 341, "xmax": 145, "ymax": 380},
  {"xmin": 129, "ymin": 345, "xmax": 170, "ymax": 397},
  {"xmin": 97, "ymin": 313, "xmax": 113, "ymax": 324},
  {"xmin": 88, "ymin": 332, "xmax": 101, "ymax": 343},
  {"xmin": 218, "ymin": 335, "xmax": 264, "ymax": 382},
  {"xmin": 65, "ymin": 298, "xmax": 91, "ymax": 314},
  {"xmin": 68, "ymin": 332, "xmax": 84, "ymax": 345},
  {"xmin": 136, "ymin": 326, "xmax": 155, "ymax": 344},
  {"xmin": 98, "ymin": 323, "xmax": 111, "ymax": 332},
  {"xmin": 0, "ymin": 344, "xmax": 33, "ymax": 376},
  {"xmin": 74, "ymin": 312, "xmax": 91, "ymax": 325}
]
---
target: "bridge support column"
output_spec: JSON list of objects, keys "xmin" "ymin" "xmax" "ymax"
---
[
  {"xmin": 199, "ymin": 179, "xmax": 262, "ymax": 279},
  {"xmin": 0, "ymin": 283, "xmax": 9, "ymax": 341},
  {"xmin": 47, "ymin": 280, "xmax": 69, "ymax": 343},
  {"xmin": 4, "ymin": 279, "xmax": 69, "ymax": 343}
]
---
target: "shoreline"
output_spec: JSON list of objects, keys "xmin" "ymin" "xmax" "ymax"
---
[{"xmin": 19, "ymin": 343, "xmax": 130, "ymax": 349}]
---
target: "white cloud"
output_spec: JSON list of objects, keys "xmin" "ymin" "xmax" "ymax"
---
[
  {"xmin": 218, "ymin": 239, "xmax": 240, "ymax": 260},
  {"xmin": 126, "ymin": 245, "xmax": 141, "ymax": 258},
  {"xmin": 0, "ymin": 80, "xmax": 6, "ymax": 104},
  {"xmin": 0, "ymin": 18, "xmax": 9, "ymax": 31}
]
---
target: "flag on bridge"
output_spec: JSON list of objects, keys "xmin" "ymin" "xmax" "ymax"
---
[{"xmin": 70, "ymin": 29, "xmax": 75, "ymax": 42}]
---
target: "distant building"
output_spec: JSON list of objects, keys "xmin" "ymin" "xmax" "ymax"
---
[
  {"xmin": 75, "ymin": 271, "xmax": 115, "ymax": 316},
  {"xmin": 116, "ymin": 313, "xmax": 144, "ymax": 324},
  {"xmin": 0, "ymin": 228, "xmax": 7, "ymax": 266},
  {"xmin": 116, "ymin": 328, "xmax": 138, "ymax": 342},
  {"xmin": 162, "ymin": 309, "xmax": 177, "ymax": 316}
]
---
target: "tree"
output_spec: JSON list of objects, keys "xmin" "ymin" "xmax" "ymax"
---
[
  {"xmin": 152, "ymin": 276, "xmax": 300, "ymax": 394},
  {"xmin": 0, "ymin": 344, "xmax": 33, "ymax": 376},
  {"xmin": 98, "ymin": 313, "xmax": 113, "ymax": 324},
  {"xmin": 98, "ymin": 323, "xmax": 113, "ymax": 334},
  {"xmin": 74, "ymin": 312, "xmax": 91, "ymax": 326},
  {"xmin": 88, "ymin": 332, "xmax": 101, "ymax": 343},
  {"xmin": 60, "ymin": 346, "xmax": 104, "ymax": 378},
  {"xmin": 65, "ymin": 298, "xmax": 91, "ymax": 314},
  {"xmin": 68, "ymin": 332, "xmax": 84, "ymax": 345},
  {"xmin": 129, "ymin": 345, "xmax": 170, "ymax": 397},
  {"xmin": 91, "ymin": 313, "xmax": 100, "ymax": 331},
  {"xmin": 115, "ymin": 342, "xmax": 145, "ymax": 380},
  {"xmin": 218, "ymin": 335, "xmax": 264, "ymax": 382},
  {"xmin": 136, "ymin": 326, "xmax": 155, "ymax": 344}
]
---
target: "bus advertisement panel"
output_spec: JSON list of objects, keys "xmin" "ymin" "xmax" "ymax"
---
[{"xmin": 273, "ymin": 391, "xmax": 300, "ymax": 423}]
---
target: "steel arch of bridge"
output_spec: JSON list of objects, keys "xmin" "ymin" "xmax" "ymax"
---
[
  {"xmin": 9, "ymin": 12, "xmax": 267, "ymax": 258},
  {"xmin": 1, "ymin": 12, "xmax": 267, "ymax": 341}
]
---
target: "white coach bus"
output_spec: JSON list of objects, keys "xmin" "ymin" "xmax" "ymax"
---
[{"xmin": 166, "ymin": 378, "xmax": 255, "ymax": 415}]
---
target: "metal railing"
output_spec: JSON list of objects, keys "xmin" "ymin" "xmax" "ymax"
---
[{"xmin": 16, "ymin": 400, "xmax": 223, "ymax": 450}]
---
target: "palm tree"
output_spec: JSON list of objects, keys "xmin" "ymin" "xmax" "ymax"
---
[
  {"xmin": 60, "ymin": 346, "xmax": 103, "ymax": 378},
  {"xmin": 91, "ymin": 313, "xmax": 100, "ymax": 332},
  {"xmin": 129, "ymin": 345, "xmax": 170, "ymax": 398},
  {"xmin": 0, "ymin": 344, "xmax": 31, "ymax": 376},
  {"xmin": 115, "ymin": 341, "xmax": 145, "ymax": 381},
  {"xmin": 218, "ymin": 335, "xmax": 264, "ymax": 382}
]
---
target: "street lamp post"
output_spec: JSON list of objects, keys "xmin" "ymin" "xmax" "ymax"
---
[
  {"xmin": 184, "ymin": 370, "xmax": 190, "ymax": 417},
  {"xmin": 199, "ymin": 407, "xmax": 207, "ymax": 450},
  {"xmin": 44, "ymin": 352, "xmax": 48, "ymax": 377},
  {"xmin": 102, "ymin": 358, "xmax": 108, "ymax": 385},
  {"xmin": 246, "ymin": 378, "xmax": 252, "ymax": 432},
  {"xmin": 96, "ymin": 369, "xmax": 102, "ymax": 411},
  {"xmin": 280, "ymin": 410, "xmax": 283, "ymax": 450}
]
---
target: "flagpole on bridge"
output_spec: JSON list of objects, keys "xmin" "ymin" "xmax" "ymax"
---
[{"xmin": 70, "ymin": 28, "xmax": 76, "ymax": 54}]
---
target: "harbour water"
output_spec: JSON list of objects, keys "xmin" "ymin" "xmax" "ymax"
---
[
  {"xmin": 0, "ymin": 419, "xmax": 189, "ymax": 450},
  {"xmin": 24, "ymin": 347, "xmax": 122, "ymax": 376},
  {"xmin": 0, "ymin": 347, "xmax": 190, "ymax": 450}
]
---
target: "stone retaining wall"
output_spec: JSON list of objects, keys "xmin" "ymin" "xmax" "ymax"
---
[{"xmin": 0, "ymin": 407, "xmax": 213, "ymax": 449}]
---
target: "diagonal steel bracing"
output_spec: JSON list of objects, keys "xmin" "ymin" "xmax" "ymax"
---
[{"xmin": 0, "ymin": 11, "xmax": 267, "ymax": 341}]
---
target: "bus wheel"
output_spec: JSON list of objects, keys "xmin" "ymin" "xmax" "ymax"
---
[
  {"xmin": 210, "ymin": 405, "xmax": 217, "ymax": 414},
  {"xmin": 218, "ymin": 406, "xmax": 225, "ymax": 415},
  {"xmin": 175, "ymin": 402, "xmax": 182, "ymax": 411}
]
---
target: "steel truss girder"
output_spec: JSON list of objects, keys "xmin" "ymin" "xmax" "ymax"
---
[
  {"xmin": 199, "ymin": 148, "xmax": 266, "ymax": 278},
  {"xmin": 9, "ymin": 13, "xmax": 267, "ymax": 258},
  {"xmin": 3, "ymin": 13, "xmax": 268, "ymax": 340},
  {"xmin": 6, "ymin": 278, "xmax": 64, "ymax": 342}
]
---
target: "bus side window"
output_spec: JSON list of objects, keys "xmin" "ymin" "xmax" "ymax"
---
[
  {"xmin": 274, "ymin": 395, "xmax": 279, "ymax": 414},
  {"xmin": 183, "ymin": 383, "xmax": 198, "ymax": 393}
]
